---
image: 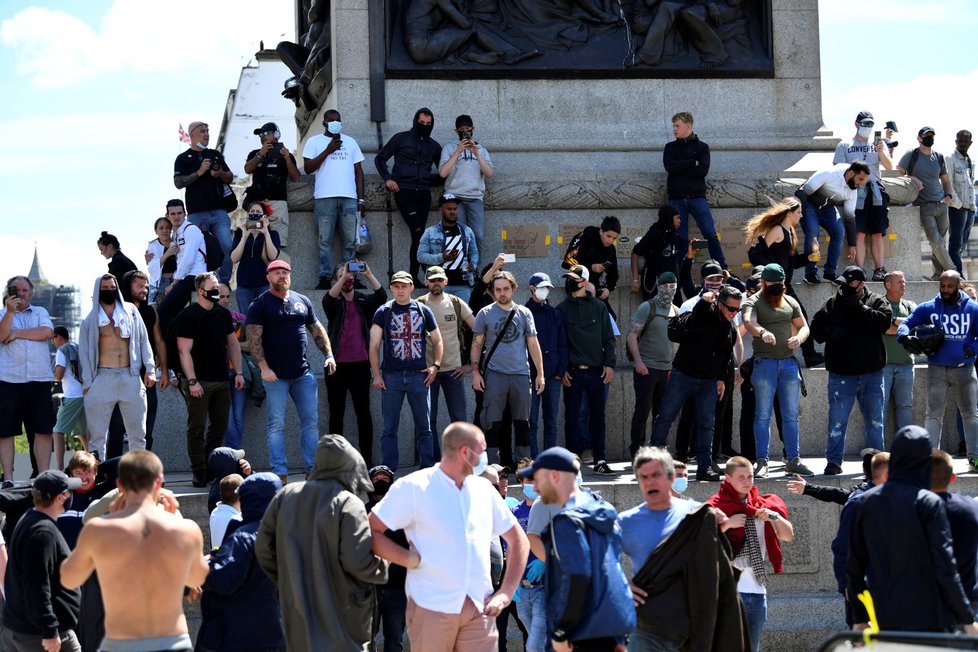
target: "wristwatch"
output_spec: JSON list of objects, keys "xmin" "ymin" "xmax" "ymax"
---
[{"xmin": 188, "ymin": 378, "xmax": 198, "ymax": 386}]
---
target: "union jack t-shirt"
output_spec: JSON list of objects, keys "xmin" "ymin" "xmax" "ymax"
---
[{"xmin": 373, "ymin": 300, "xmax": 438, "ymax": 372}]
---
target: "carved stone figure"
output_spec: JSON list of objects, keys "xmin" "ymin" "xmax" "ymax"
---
[{"xmin": 277, "ymin": 0, "xmax": 331, "ymax": 109}]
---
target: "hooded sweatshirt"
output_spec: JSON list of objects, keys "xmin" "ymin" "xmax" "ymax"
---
[
  {"xmin": 897, "ymin": 289, "xmax": 978, "ymax": 367},
  {"xmin": 199, "ymin": 472, "xmax": 286, "ymax": 652},
  {"xmin": 78, "ymin": 276, "xmax": 155, "ymax": 390},
  {"xmin": 374, "ymin": 108, "xmax": 442, "ymax": 190},
  {"xmin": 810, "ymin": 285, "xmax": 891, "ymax": 375},
  {"xmin": 207, "ymin": 447, "xmax": 246, "ymax": 513},
  {"xmin": 256, "ymin": 435, "xmax": 387, "ymax": 652},
  {"xmin": 846, "ymin": 425, "xmax": 974, "ymax": 631}
]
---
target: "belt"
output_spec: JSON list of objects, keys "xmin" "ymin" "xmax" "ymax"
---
[
  {"xmin": 521, "ymin": 579, "xmax": 542, "ymax": 589},
  {"xmin": 572, "ymin": 364, "xmax": 602, "ymax": 371}
]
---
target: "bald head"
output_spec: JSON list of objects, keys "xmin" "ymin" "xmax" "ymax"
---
[
  {"xmin": 441, "ymin": 422, "xmax": 483, "ymax": 457},
  {"xmin": 940, "ymin": 270, "xmax": 962, "ymax": 304}
]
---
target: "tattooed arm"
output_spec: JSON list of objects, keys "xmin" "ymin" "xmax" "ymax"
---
[
  {"xmin": 308, "ymin": 320, "xmax": 336, "ymax": 375},
  {"xmin": 246, "ymin": 324, "xmax": 276, "ymax": 383}
]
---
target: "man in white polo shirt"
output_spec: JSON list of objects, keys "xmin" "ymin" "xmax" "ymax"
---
[{"xmin": 369, "ymin": 421, "xmax": 529, "ymax": 652}]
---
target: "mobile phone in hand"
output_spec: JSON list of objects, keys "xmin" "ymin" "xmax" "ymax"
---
[
  {"xmin": 501, "ymin": 253, "xmax": 516, "ymax": 263},
  {"xmin": 692, "ymin": 240, "xmax": 708, "ymax": 251},
  {"xmin": 348, "ymin": 261, "xmax": 366, "ymax": 273}
]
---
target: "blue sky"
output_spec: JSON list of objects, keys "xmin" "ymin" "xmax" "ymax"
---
[{"xmin": 0, "ymin": 0, "xmax": 975, "ymax": 308}]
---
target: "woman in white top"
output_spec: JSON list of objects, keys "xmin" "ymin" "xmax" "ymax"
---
[{"xmin": 145, "ymin": 217, "xmax": 177, "ymax": 302}]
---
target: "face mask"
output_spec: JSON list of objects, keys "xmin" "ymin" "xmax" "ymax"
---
[
  {"xmin": 523, "ymin": 483, "xmax": 539, "ymax": 501},
  {"xmin": 98, "ymin": 289, "xmax": 117, "ymax": 305},
  {"xmin": 342, "ymin": 279, "xmax": 355, "ymax": 292},
  {"xmin": 372, "ymin": 480, "xmax": 391, "ymax": 497},
  {"xmin": 470, "ymin": 450, "xmax": 489, "ymax": 476},
  {"xmin": 704, "ymin": 278, "xmax": 723, "ymax": 292},
  {"xmin": 841, "ymin": 283, "xmax": 859, "ymax": 298},
  {"xmin": 672, "ymin": 476, "xmax": 688, "ymax": 494},
  {"xmin": 764, "ymin": 283, "xmax": 785, "ymax": 297},
  {"xmin": 921, "ymin": 135, "xmax": 935, "ymax": 148},
  {"xmin": 415, "ymin": 121, "xmax": 433, "ymax": 138},
  {"xmin": 327, "ymin": 121, "xmax": 342, "ymax": 134},
  {"xmin": 533, "ymin": 287, "xmax": 550, "ymax": 302},
  {"xmin": 656, "ymin": 286, "xmax": 676, "ymax": 306},
  {"xmin": 204, "ymin": 288, "xmax": 221, "ymax": 303},
  {"xmin": 576, "ymin": 471, "xmax": 584, "ymax": 488},
  {"xmin": 565, "ymin": 279, "xmax": 582, "ymax": 295},
  {"xmin": 857, "ymin": 126, "xmax": 873, "ymax": 139}
]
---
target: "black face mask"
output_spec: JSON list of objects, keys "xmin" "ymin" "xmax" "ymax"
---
[
  {"xmin": 921, "ymin": 135, "xmax": 935, "ymax": 148},
  {"xmin": 841, "ymin": 283, "xmax": 860, "ymax": 298},
  {"xmin": 98, "ymin": 289, "xmax": 117, "ymax": 305},
  {"xmin": 764, "ymin": 283, "xmax": 784, "ymax": 297},
  {"xmin": 372, "ymin": 480, "xmax": 392, "ymax": 498},
  {"xmin": 415, "ymin": 121, "xmax": 433, "ymax": 138},
  {"xmin": 565, "ymin": 279, "xmax": 582, "ymax": 295},
  {"xmin": 204, "ymin": 289, "xmax": 221, "ymax": 303}
]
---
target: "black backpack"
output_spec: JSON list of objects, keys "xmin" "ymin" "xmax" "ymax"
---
[{"xmin": 199, "ymin": 231, "xmax": 225, "ymax": 272}]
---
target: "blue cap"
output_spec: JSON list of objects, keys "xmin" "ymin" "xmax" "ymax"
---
[
  {"xmin": 517, "ymin": 446, "xmax": 578, "ymax": 479},
  {"xmin": 528, "ymin": 272, "xmax": 554, "ymax": 289}
]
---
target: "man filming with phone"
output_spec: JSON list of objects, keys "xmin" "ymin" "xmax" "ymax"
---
[
  {"xmin": 244, "ymin": 122, "xmax": 299, "ymax": 250},
  {"xmin": 418, "ymin": 193, "xmax": 479, "ymax": 301},
  {"xmin": 439, "ymin": 114, "xmax": 494, "ymax": 245}
]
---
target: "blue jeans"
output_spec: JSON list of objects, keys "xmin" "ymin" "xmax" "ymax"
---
[
  {"xmin": 225, "ymin": 372, "xmax": 246, "ymax": 449},
  {"xmin": 669, "ymin": 197, "xmax": 725, "ymax": 267},
  {"xmin": 648, "ymin": 368, "xmax": 716, "ymax": 470},
  {"xmin": 630, "ymin": 629, "xmax": 680, "ymax": 652},
  {"xmin": 456, "ymin": 198, "xmax": 485, "ymax": 243},
  {"xmin": 752, "ymin": 357, "xmax": 800, "ymax": 461},
  {"xmin": 235, "ymin": 286, "xmax": 261, "ymax": 316},
  {"xmin": 188, "ymin": 208, "xmax": 233, "ymax": 283},
  {"xmin": 530, "ymin": 376, "xmax": 561, "ymax": 456},
  {"xmin": 445, "ymin": 285, "xmax": 471, "ymax": 303},
  {"xmin": 515, "ymin": 585, "xmax": 548, "ymax": 652},
  {"xmin": 949, "ymin": 207, "xmax": 976, "ymax": 274},
  {"xmin": 563, "ymin": 368, "xmax": 607, "ymax": 462},
  {"xmin": 381, "ymin": 370, "xmax": 434, "ymax": 469},
  {"xmin": 801, "ymin": 201, "xmax": 844, "ymax": 276},
  {"xmin": 376, "ymin": 586, "xmax": 407, "ymax": 652},
  {"xmin": 740, "ymin": 592, "xmax": 767, "ymax": 652},
  {"xmin": 314, "ymin": 196, "xmax": 358, "ymax": 277},
  {"xmin": 882, "ymin": 363, "xmax": 914, "ymax": 436},
  {"xmin": 429, "ymin": 370, "xmax": 467, "ymax": 458},
  {"xmin": 265, "ymin": 371, "xmax": 319, "ymax": 475},
  {"xmin": 825, "ymin": 371, "xmax": 884, "ymax": 466}
]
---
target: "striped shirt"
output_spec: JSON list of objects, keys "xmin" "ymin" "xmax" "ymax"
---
[{"xmin": 0, "ymin": 305, "xmax": 55, "ymax": 383}]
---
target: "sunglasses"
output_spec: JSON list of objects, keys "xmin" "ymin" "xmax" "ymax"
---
[
  {"xmin": 859, "ymin": 121, "xmax": 874, "ymax": 128},
  {"xmin": 719, "ymin": 302, "xmax": 740, "ymax": 313}
]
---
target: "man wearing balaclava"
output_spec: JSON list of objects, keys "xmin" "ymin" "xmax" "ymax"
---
[
  {"xmin": 626, "ymin": 272, "xmax": 679, "ymax": 459},
  {"xmin": 79, "ymin": 273, "xmax": 156, "ymax": 463},
  {"xmin": 375, "ymin": 108, "xmax": 443, "ymax": 281}
]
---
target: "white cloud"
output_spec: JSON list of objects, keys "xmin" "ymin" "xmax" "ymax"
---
[{"xmin": 1, "ymin": 0, "xmax": 293, "ymax": 89}]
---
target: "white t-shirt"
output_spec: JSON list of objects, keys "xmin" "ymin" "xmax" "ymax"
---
[
  {"xmin": 733, "ymin": 519, "xmax": 767, "ymax": 595},
  {"xmin": 209, "ymin": 503, "xmax": 242, "ymax": 550},
  {"xmin": 372, "ymin": 465, "xmax": 518, "ymax": 614},
  {"xmin": 55, "ymin": 348, "xmax": 83, "ymax": 398},
  {"xmin": 303, "ymin": 134, "xmax": 365, "ymax": 200}
]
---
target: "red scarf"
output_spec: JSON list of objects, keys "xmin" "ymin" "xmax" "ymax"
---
[{"xmin": 706, "ymin": 479, "xmax": 788, "ymax": 574}]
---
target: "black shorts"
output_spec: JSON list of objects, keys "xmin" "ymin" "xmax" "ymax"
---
[
  {"xmin": 855, "ymin": 194, "xmax": 888, "ymax": 235},
  {"xmin": 0, "ymin": 380, "xmax": 56, "ymax": 438}
]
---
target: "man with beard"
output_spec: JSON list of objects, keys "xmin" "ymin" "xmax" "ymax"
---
[
  {"xmin": 627, "ymin": 273, "xmax": 679, "ymax": 460},
  {"xmin": 323, "ymin": 261, "xmax": 386, "ymax": 466},
  {"xmin": 247, "ymin": 260, "xmax": 335, "ymax": 483},
  {"xmin": 418, "ymin": 193, "xmax": 479, "ymax": 301},
  {"xmin": 740, "ymin": 264, "xmax": 812, "ymax": 478},
  {"xmin": 898, "ymin": 271, "xmax": 978, "ymax": 466},
  {"xmin": 79, "ymin": 274, "xmax": 156, "ymax": 462},
  {"xmin": 796, "ymin": 161, "xmax": 870, "ymax": 284},
  {"xmin": 121, "ymin": 271, "xmax": 169, "ymax": 451},
  {"xmin": 375, "ymin": 109, "xmax": 442, "ymax": 281},
  {"xmin": 810, "ymin": 266, "xmax": 891, "ymax": 475}
]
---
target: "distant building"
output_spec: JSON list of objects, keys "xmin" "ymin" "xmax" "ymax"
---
[{"xmin": 25, "ymin": 245, "xmax": 80, "ymax": 340}]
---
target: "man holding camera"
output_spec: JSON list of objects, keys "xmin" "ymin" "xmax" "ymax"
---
[
  {"xmin": 418, "ymin": 193, "xmax": 479, "ymax": 301},
  {"xmin": 438, "ymin": 114, "xmax": 494, "ymax": 244},
  {"xmin": 304, "ymin": 109, "xmax": 366, "ymax": 290},
  {"xmin": 244, "ymin": 121, "xmax": 300, "ymax": 250},
  {"xmin": 173, "ymin": 121, "xmax": 234, "ymax": 284}
]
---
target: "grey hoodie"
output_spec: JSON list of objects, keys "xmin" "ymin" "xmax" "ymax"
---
[{"xmin": 78, "ymin": 275, "xmax": 155, "ymax": 390}]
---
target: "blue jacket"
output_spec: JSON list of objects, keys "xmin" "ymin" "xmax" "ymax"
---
[
  {"xmin": 417, "ymin": 221, "xmax": 479, "ymax": 285},
  {"xmin": 544, "ymin": 493, "xmax": 635, "ymax": 643},
  {"xmin": 198, "ymin": 473, "xmax": 285, "ymax": 652},
  {"xmin": 524, "ymin": 298, "xmax": 567, "ymax": 379},
  {"xmin": 897, "ymin": 291, "xmax": 978, "ymax": 367}
]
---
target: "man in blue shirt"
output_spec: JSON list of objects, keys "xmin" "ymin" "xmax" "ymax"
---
[{"xmin": 246, "ymin": 260, "xmax": 336, "ymax": 483}]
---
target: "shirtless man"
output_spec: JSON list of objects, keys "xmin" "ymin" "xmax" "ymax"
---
[
  {"xmin": 61, "ymin": 450, "xmax": 209, "ymax": 652},
  {"xmin": 80, "ymin": 274, "xmax": 155, "ymax": 461}
]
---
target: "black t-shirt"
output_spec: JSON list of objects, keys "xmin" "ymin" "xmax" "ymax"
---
[
  {"xmin": 246, "ymin": 147, "xmax": 297, "ymax": 201},
  {"xmin": 172, "ymin": 303, "xmax": 235, "ymax": 382},
  {"xmin": 173, "ymin": 148, "xmax": 231, "ymax": 213},
  {"xmin": 231, "ymin": 228, "xmax": 282, "ymax": 289},
  {"xmin": 246, "ymin": 290, "xmax": 317, "ymax": 379}
]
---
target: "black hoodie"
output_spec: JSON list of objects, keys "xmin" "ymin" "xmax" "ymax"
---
[
  {"xmin": 374, "ymin": 108, "xmax": 443, "ymax": 190},
  {"xmin": 847, "ymin": 425, "xmax": 974, "ymax": 631}
]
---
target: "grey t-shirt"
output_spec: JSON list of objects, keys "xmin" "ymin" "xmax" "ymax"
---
[
  {"xmin": 899, "ymin": 149, "xmax": 948, "ymax": 202},
  {"xmin": 631, "ymin": 300, "xmax": 677, "ymax": 370},
  {"xmin": 440, "ymin": 143, "xmax": 493, "ymax": 199},
  {"xmin": 834, "ymin": 138, "xmax": 883, "ymax": 205},
  {"xmin": 473, "ymin": 303, "xmax": 537, "ymax": 375}
]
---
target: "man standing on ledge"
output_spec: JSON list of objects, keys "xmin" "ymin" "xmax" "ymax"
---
[{"xmin": 664, "ymin": 112, "xmax": 726, "ymax": 269}]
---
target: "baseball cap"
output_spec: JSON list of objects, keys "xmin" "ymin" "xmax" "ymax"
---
[
  {"xmin": 701, "ymin": 261, "xmax": 724, "ymax": 278},
  {"xmin": 369, "ymin": 465, "xmax": 395, "ymax": 483},
  {"xmin": 562, "ymin": 264, "xmax": 590, "ymax": 282},
  {"xmin": 267, "ymin": 260, "xmax": 291, "ymax": 273},
  {"xmin": 390, "ymin": 270, "xmax": 414, "ymax": 285},
  {"xmin": 657, "ymin": 271, "xmax": 677, "ymax": 285},
  {"xmin": 35, "ymin": 470, "xmax": 82, "ymax": 498},
  {"xmin": 253, "ymin": 121, "xmax": 280, "ymax": 136},
  {"xmin": 489, "ymin": 463, "xmax": 512, "ymax": 476},
  {"xmin": 855, "ymin": 111, "xmax": 874, "ymax": 123},
  {"xmin": 455, "ymin": 115, "xmax": 474, "ymax": 128},
  {"xmin": 517, "ymin": 447, "xmax": 578, "ymax": 479},
  {"xmin": 841, "ymin": 265, "xmax": 866, "ymax": 283},
  {"xmin": 761, "ymin": 263, "xmax": 785, "ymax": 282},
  {"xmin": 918, "ymin": 126, "xmax": 936, "ymax": 137},
  {"xmin": 528, "ymin": 272, "xmax": 554, "ymax": 288},
  {"xmin": 439, "ymin": 193, "xmax": 460, "ymax": 206},
  {"xmin": 425, "ymin": 266, "xmax": 448, "ymax": 281}
]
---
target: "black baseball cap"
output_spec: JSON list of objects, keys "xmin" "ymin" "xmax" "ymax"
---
[
  {"xmin": 254, "ymin": 122, "xmax": 280, "ymax": 136},
  {"xmin": 517, "ymin": 447, "xmax": 577, "ymax": 479},
  {"xmin": 35, "ymin": 470, "xmax": 82, "ymax": 499},
  {"xmin": 918, "ymin": 126, "xmax": 936, "ymax": 137},
  {"xmin": 855, "ymin": 111, "xmax": 874, "ymax": 123}
]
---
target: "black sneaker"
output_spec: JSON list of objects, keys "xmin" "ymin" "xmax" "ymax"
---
[
  {"xmin": 315, "ymin": 276, "xmax": 332, "ymax": 290},
  {"xmin": 695, "ymin": 468, "xmax": 721, "ymax": 482},
  {"xmin": 824, "ymin": 463, "xmax": 843, "ymax": 476},
  {"xmin": 823, "ymin": 272, "xmax": 840, "ymax": 284},
  {"xmin": 804, "ymin": 352, "xmax": 825, "ymax": 368},
  {"xmin": 192, "ymin": 470, "xmax": 207, "ymax": 487},
  {"xmin": 753, "ymin": 458, "xmax": 769, "ymax": 479},
  {"xmin": 803, "ymin": 272, "xmax": 821, "ymax": 285},
  {"xmin": 872, "ymin": 267, "xmax": 887, "ymax": 282},
  {"xmin": 593, "ymin": 461, "xmax": 614, "ymax": 475}
]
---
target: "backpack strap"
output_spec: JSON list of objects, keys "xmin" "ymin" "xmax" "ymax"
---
[{"xmin": 906, "ymin": 148, "xmax": 920, "ymax": 177}]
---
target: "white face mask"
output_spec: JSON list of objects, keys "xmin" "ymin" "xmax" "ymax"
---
[
  {"xmin": 857, "ymin": 126, "xmax": 873, "ymax": 139},
  {"xmin": 534, "ymin": 287, "xmax": 550, "ymax": 301}
]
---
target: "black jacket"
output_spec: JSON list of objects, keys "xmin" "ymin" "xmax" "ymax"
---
[
  {"xmin": 374, "ymin": 109, "xmax": 442, "ymax": 190},
  {"xmin": 322, "ymin": 288, "xmax": 387, "ymax": 358},
  {"xmin": 633, "ymin": 224, "xmax": 684, "ymax": 298},
  {"xmin": 562, "ymin": 226, "xmax": 619, "ymax": 292},
  {"xmin": 672, "ymin": 299, "xmax": 737, "ymax": 380},
  {"xmin": 632, "ymin": 505, "xmax": 750, "ymax": 651},
  {"xmin": 810, "ymin": 287, "xmax": 891, "ymax": 375},
  {"xmin": 847, "ymin": 427, "xmax": 974, "ymax": 631},
  {"xmin": 663, "ymin": 134, "xmax": 710, "ymax": 199}
]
